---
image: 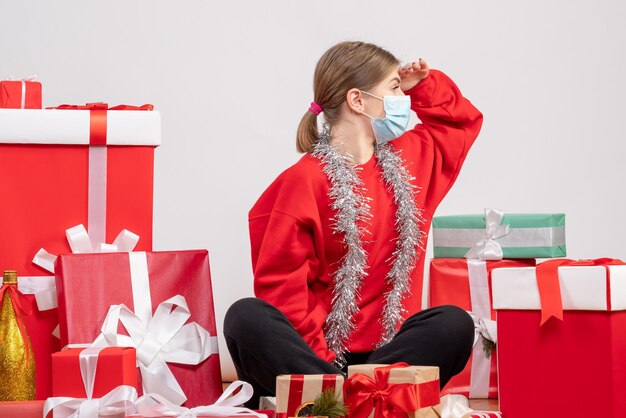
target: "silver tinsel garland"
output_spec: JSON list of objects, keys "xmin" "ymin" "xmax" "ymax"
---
[{"xmin": 312, "ymin": 127, "xmax": 425, "ymax": 367}]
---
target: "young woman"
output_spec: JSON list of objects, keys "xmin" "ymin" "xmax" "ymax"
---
[{"xmin": 224, "ymin": 41, "xmax": 483, "ymax": 405}]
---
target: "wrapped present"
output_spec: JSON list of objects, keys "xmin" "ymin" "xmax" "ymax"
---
[
  {"xmin": 275, "ymin": 374, "xmax": 343, "ymax": 418},
  {"xmin": 0, "ymin": 102, "xmax": 160, "ymax": 399},
  {"xmin": 52, "ymin": 347, "xmax": 138, "ymax": 398},
  {"xmin": 47, "ymin": 346, "xmax": 139, "ymax": 418},
  {"xmin": 429, "ymin": 258, "xmax": 536, "ymax": 398},
  {"xmin": 345, "ymin": 363, "xmax": 440, "ymax": 418},
  {"xmin": 130, "ymin": 381, "xmax": 269, "ymax": 417},
  {"xmin": 432, "ymin": 209, "xmax": 566, "ymax": 259},
  {"xmin": 55, "ymin": 250, "xmax": 222, "ymax": 407},
  {"xmin": 0, "ymin": 77, "xmax": 42, "ymax": 108},
  {"xmin": 492, "ymin": 258, "xmax": 626, "ymax": 418}
]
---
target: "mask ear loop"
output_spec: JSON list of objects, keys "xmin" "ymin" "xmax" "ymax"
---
[
  {"xmin": 361, "ymin": 110, "xmax": 375, "ymax": 120},
  {"xmin": 359, "ymin": 90, "xmax": 383, "ymax": 120},
  {"xmin": 360, "ymin": 90, "xmax": 384, "ymax": 100}
]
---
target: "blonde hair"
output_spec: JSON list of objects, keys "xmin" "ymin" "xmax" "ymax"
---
[{"xmin": 296, "ymin": 41, "xmax": 400, "ymax": 153}]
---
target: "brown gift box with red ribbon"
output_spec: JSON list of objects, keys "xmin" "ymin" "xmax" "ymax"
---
[
  {"xmin": 345, "ymin": 363, "xmax": 440, "ymax": 418},
  {"xmin": 275, "ymin": 374, "xmax": 343, "ymax": 418}
]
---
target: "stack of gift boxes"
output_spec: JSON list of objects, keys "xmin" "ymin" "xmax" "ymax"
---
[
  {"xmin": 267, "ymin": 208, "xmax": 625, "ymax": 418},
  {"xmin": 0, "ymin": 78, "xmax": 269, "ymax": 417},
  {"xmin": 429, "ymin": 210, "xmax": 567, "ymax": 401},
  {"xmin": 429, "ymin": 209, "xmax": 626, "ymax": 418}
]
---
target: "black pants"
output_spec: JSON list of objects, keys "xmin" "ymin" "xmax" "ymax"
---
[{"xmin": 224, "ymin": 298, "xmax": 474, "ymax": 408}]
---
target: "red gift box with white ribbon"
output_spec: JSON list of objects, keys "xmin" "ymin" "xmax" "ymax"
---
[
  {"xmin": 52, "ymin": 347, "xmax": 138, "ymax": 399},
  {"xmin": 0, "ymin": 77, "xmax": 42, "ymax": 108},
  {"xmin": 492, "ymin": 258, "xmax": 626, "ymax": 418},
  {"xmin": 429, "ymin": 258, "xmax": 536, "ymax": 398},
  {"xmin": 0, "ymin": 103, "xmax": 159, "ymax": 399},
  {"xmin": 55, "ymin": 250, "xmax": 223, "ymax": 408}
]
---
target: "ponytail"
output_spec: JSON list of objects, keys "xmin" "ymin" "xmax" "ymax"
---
[{"xmin": 296, "ymin": 110, "xmax": 318, "ymax": 153}]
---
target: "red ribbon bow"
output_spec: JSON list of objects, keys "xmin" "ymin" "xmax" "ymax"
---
[
  {"xmin": 0, "ymin": 283, "xmax": 33, "ymax": 363},
  {"xmin": 344, "ymin": 363, "xmax": 440, "ymax": 418},
  {"xmin": 46, "ymin": 102, "xmax": 154, "ymax": 145},
  {"xmin": 48, "ymin": 102, "xmax": 154, "ymax": 111},
  {"xmin": 536, "ymin": 258, "xmax": 625, "ymax": 325}
]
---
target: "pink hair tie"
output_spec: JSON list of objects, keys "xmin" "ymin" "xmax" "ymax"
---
[{"xmin": 309, "ymin": 102, "xmax": 323, "ymax": 116}]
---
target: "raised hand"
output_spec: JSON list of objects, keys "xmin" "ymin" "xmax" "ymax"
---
[{"xmin": 399, "ymin": 58, "xmax": 430, "ymax": 91}]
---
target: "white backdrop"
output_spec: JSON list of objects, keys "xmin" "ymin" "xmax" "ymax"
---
[{"xmin": 2, "ymin": 0, "xmax": 625, "ymax": 381}]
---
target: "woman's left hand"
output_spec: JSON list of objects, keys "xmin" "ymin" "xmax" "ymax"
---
[{"xmin": 400, "ymin": 58, "xmax": 430, "ymax": 91}]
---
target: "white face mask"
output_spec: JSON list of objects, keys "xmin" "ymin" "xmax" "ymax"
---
[{"xmin": 360, "ymin": 90, "xmax": 411, "ymax": 144}]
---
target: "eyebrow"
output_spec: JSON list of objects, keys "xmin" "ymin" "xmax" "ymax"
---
[{"xmin": 389, "ymin": 76, "xmax": 401, "ymax": 84}]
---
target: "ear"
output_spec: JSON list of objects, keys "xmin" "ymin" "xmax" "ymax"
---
[{"xmin": 345, "ymin": 88, "xmax": 365, "ymax": 114}]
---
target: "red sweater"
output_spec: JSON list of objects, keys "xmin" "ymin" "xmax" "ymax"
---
[{"xmin": 249, "ymin": 70, "xmax": 483, "ymax": 363}]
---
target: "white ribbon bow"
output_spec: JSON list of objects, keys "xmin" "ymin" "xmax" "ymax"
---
[
  {"xmin": 0, "ymin": 225, "xmax": 139, "ymax": 338},
  {"xmin": 135, "ymin": 380, "xmax": 268, "ymax": 418},
  {"xmin": 464, "ymin": 209, "xmax": 510, "ymax": 260},
  {"xmin": 34, "ymin": 224, "xmax": 140, "ymax": 275},
  {"xmin": 93, "ymin": 295, "xmax": 218, "ymax": 406},
  {"xmin": 467, "ymin": 311, "xmax": 497, "ymax": 347},
  {"xmin": 440, "ymin": 394, "xmax": 474, "ymax": 418},
  {"xmin": 31, "ymin": 224, "xmax": 139, "ymax": 310},
  {"xmin": 43, "ymin": 385, "xmax": 138, "ymax": 418}
]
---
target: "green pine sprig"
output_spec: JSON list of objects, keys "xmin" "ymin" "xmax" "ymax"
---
[
  {"xmin": 482, "ymin": 337, "xmax": 496, "ymax": 359},
  {"xmin": 301, "ymin": 389, "xmax": 348, "ymax": 418}
]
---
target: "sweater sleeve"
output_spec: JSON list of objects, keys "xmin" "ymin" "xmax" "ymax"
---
[
  {"xmin": 249, "ymin": 208, "xmax": 335, "ymax": 363},
  {"xmin": 395, "ymin": 69, "xmax": 483, "ymax": 211}
]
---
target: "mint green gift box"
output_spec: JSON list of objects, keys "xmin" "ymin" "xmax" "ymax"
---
[{"xmin": 432, "ymin": 211, "xmax": 566, "ymax": 259}]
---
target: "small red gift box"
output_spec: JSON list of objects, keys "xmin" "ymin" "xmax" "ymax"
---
[
  {"xmin": 275, "ymin": 374, "xmax": 343, "ymax": 418},
  {"xmin": 52, "ymin": 347, "xmax": 138, "ymax": 398},
  {"xmin": 429, "ymin": 258, "xmax": 536, "ymax": 398},
  {"xmin": 55, "ymin": 250, "xmax": 222, "ymax": 407},
  {"xmin": 492, "ymin": 259, "xmax": 626, "ymax": 418},
  {"xmin": 0, "ymin": 79, "xmax": 42, "ymax": 108},
  {"xmin": 0, "ymin": 104, "xmax": 159, "ymax": 399}
]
